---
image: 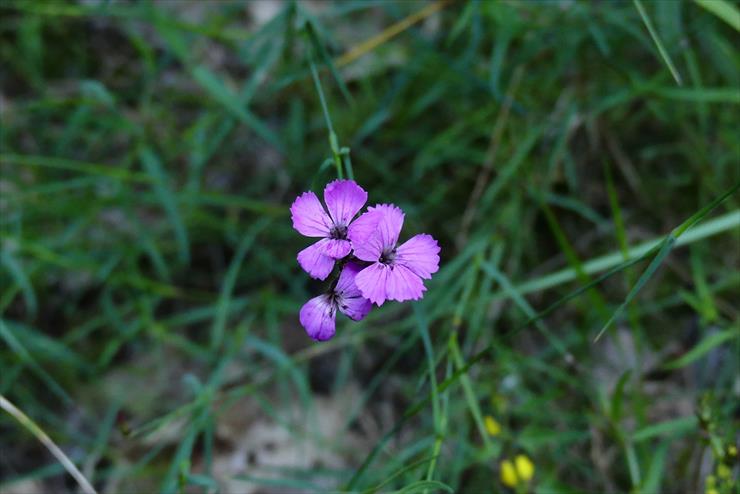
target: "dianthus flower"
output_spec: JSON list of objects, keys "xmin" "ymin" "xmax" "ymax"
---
[
  {"xmin": 299, "ymin": 263, "xmax": 372, "ymax": 341},
  {"xmin": 291, "ymin": 181, "xmax": 440, "ymax": 341},
  {"xmin": 290, "ymin": 179, "xmax": 368, "ymax": 280},
  {"xmin": 349, "ymin": 204, "xmax": 440, "ymax": 305}
]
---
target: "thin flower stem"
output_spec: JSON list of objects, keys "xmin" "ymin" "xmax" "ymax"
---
[
  {"xmin": 0, "ymin": 394, "xmax": 98, "ymax": 494},
  {"xmin": 341, "ymin": 147, "xmax": 355, "ymax": 181},
  {"xmin": 308, "ymin": 51, "xmax": 344, "ymax": 179}
]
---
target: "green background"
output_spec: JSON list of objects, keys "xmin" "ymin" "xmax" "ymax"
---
[{"xmin": 1, "ymin": 1, "xmax": 738, "ymax": 493}]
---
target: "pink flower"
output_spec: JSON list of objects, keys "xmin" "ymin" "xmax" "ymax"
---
[
  {"xmin": 299, "ymin": 263, "xmax": 372, "ymax": 341},
  {"xmin": 290, "ymin": 180, "xmax": 368, "ymax": 280},
  {"xmin": 349, "ymin": 204, "xmax": 440, "ymax": 306}
]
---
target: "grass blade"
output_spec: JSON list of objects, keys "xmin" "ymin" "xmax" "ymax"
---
[
  {"xmin": 138, "ymin": 147, "xmax": 190, "ymax": 266},
  {"xmin": 633, "ymin": 0, "xmax": 683, "ymax": 85},
  {"xmin": 594, "ymin": 235, "xmax": 675, "ymax": 342},
  {"xmin": 695, "ymin": 0, "xmax": 740, "ymax": 31},
  {"xmin": 594, "ymin": 183, "xmax": 738, "ymax": 340},
  {"xmin": 0, "ymin": 249, "xmax": 37, "ymax": 315},
  {"xmin": 511, "ymin": 209, "xmax": 740, "ymax": 298},
  {"xmin": 448, "ymin": 333, "xmax": 490, "ymax": 448},
  {"xmin": 663, "ymin": 326, "xmax": 738, "ymax": 369},
  {"xmin": 211, "ymin": 220, "xmax": 269, "ymax": 351},
  {"xmin": 632, "ymin": 416, "xmax": 697, "ymax": 442},
  {"xmin": 395, "ymin": 480, "xmax": 454, "ymax": 494},
  {"xmin": 0, "ymin": 320, "xmax": 72, "ymax": 405},
  {"xmin": 0, "ymin": 395, "xmax": 97, "ymax": 494}
]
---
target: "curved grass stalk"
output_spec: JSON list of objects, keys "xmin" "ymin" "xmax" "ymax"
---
[{"xmin": 0, "ymin": 394, "xmax": 97, "ymax": 494}]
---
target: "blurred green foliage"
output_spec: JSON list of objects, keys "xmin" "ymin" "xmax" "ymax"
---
[{"xmin": 1, "ymin": 1, "xmax": 738, "ymax": 493}]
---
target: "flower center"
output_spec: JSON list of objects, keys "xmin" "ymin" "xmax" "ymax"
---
[
  {"xmin": 329, "ymin": 224, "xmax": 347, "ymax": 240},
  {"xmin": 379, "ymin": 248, "xmax": 396, "ymax": 265}
]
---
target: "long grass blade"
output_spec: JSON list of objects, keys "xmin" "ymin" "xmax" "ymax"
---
[
  {"xmin": 695, "ymin": 0, "xmax": 740, "ymax": 31},
  {"xmin": 633, "ymin": 0, "xmax": 683, "ymax": 85},
  {"xmin": 0, "ymin": 395, "xmax": 97, "ymax": 494}
]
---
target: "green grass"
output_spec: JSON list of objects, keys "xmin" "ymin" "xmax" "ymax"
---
[{"xmin": 1, "ymin": 1, "xmax": 739, "ymax": 493}]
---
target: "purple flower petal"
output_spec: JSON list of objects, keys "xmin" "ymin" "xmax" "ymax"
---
[
  {"xmin": 370, "ymin": 204, "xmax": 404, "ymax": 251},
  {"xmin": 350, "ymin": 204, "xmax": 405, "ymax": 262},
  {"xmin": 348, "ymin": 210, "xmax": 384, "ymax": 261},
  {"xmin": 335, "ymin": 262, "xmax": 364, "ymax": 294},
  {"xmin": 324, "ymin": 180, "xmax": 367, "ymax": 227},
  {"xmin": 297, "ymin": 239, "xmax": 335, "ymax": 280},
  {"xmin": 290, "ymin": 191, "xmax": 331, "ymax": 237},
  {"xmin": 395, "ymin": 234, "xmax": 440, "ymax": 279},
  {"xmin": 384, "ymin": 264, "xmax": 426, "ymax": 302},
  {"xmin": 299, "ymin": 295, "xmax": 336, "ymax": 341},
  {"xmin": 322, "ymin": 239, "xmax": 352, "ymax": 259},
  {"xmin": 354, "ymin": 263, "xmax": 391, "ymax": 305},
  {"xmin": 335, "ymin": 263, "xmax": 372, "ymax": 320},
  {"xmin": 355, "ymin": 262, "xmax": 426, "ymax": 306},
  {"xmin": 338, "ymin": 293, "xmax": 373, "ymax": 321}
]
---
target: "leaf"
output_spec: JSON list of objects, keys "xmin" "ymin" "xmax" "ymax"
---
[
  {"xmin": 595, "ymin": 182, "xmax": 740, "ymax": 341},
  {"xmin": 695, "ymin": 0, "xmax": 740, "ymax": 31},
  {"xmin": 633, "ymin": 0, "xmax": 683, "ymax": 85},
  {"xmin": 655, "ymin": 87, "xmax": 740, "ymax": 103},
  {"xmin": 642, "ymin": 441, "xmax": 669, "ymax": 493},
  {"xmin": 138, "ymin": 147, "xmax": 190, "ymax": 266},
  {"xmin": 0, "ymin": 249, "xmax": 37, "ymax": 315},
  {"xmin": 663, "ymin": 327, "xmax": 738, "ymax": 369},
  {"xmin": 632, "ymin": 417, "xmax": 697, "ymax": 442},
  {"xmin": 155, "ymin": 25, "xmax": 283, "ymax": 150},
  {"xmin": 360, "ymin": 456, "xmax": 437, "ymax": 494},
  {"xmin": 594, "ymin": 235, "xmax": 676, "ymax": 342},
  {"xmin": 211, "ymin": 220, "xmax": 269, "ymax": 351},
  {"xmin": 511, "ymin": 210, "xmax": 740, "ymax": 300},
  {"xmin": 394, "ymin": 480, "xmax": 454, "ymax": 494},
  {"xmin": 610, "ymin": 370, "xmax": 632, "ymax": 422},
  {"xmin": 0, "ymin": 320, "xmax": 72, "ymax": 405}
]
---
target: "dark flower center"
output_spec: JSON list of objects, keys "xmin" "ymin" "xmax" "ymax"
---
[
  {"xmin": 379, "ymin": 248, "xmax": 396, "ymax": 265},
  {"xmin": 330, "ymin": 224, "xmax": 347, "ymax": 240}
]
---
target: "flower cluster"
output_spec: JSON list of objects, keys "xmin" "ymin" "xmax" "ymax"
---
[
  {"xmin": 500, "ymin": 454, "xmax": 535, "ymax": 490},
  {"xmin": 291, "ymin": 179, "xmax": 440, "ymax": 341}
]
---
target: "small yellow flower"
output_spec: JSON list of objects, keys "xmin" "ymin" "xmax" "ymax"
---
[
  {"xmin": 515, "ymin": 454, "xmax": 535, "ymax": 482},
  {"xmin": 705, "ymin": 474, "xmax": 716, "ymax": 487},
  {"xmin": 499, "ymin": 454, "xmax": 535, "ymax": 488},
  {"xmin": 728, "ymin": 445, "xmax": 738, "ymax": 457},
  {"xmin": 500, "ymin": 460, "xmax": 518, "ymax": 488},
  {"xmin": 485, "ymin": 415, "xmax": 502, "ymax": 436}
]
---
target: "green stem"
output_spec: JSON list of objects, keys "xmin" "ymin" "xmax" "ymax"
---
[
  {"xmin": 340, "ymin": 147, "xmax": 355, "ymax": 181},
  {"xmin": 308, "ymin": 50, "xmax": 344, "ymax": 179}
]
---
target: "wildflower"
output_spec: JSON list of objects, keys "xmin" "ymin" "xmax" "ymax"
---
[
  {"xmin": 299, "ymin": 263, "xmax": 372, "ymax": 341},
  {"xmin": 291, "ymin": 179, "xmax": 368, "ymax": 280},
  {"xmin": 291, "ymin": 184, "xmax": 439, "ymax": 341},
  {"xmin": 728, "ymin": 445, "xmax": 737, "ymax": 457},
  {"xmin": 515, "ymin": 454, "xmax": 535, "ymax": 482},
  {"xmin": 500, "ymin": 459, "xmax": 518, "ymax": 488},
  {"xmin": 484, "ymin": 415, "xmax": 502, "ymax": 436},
  {"xmin": 500, "ymin": 454, "xmax": 535, "ymax": 488},
  {"xmin": 349, "ymin": 204, "xmax": 440, "ymax": 305}
]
